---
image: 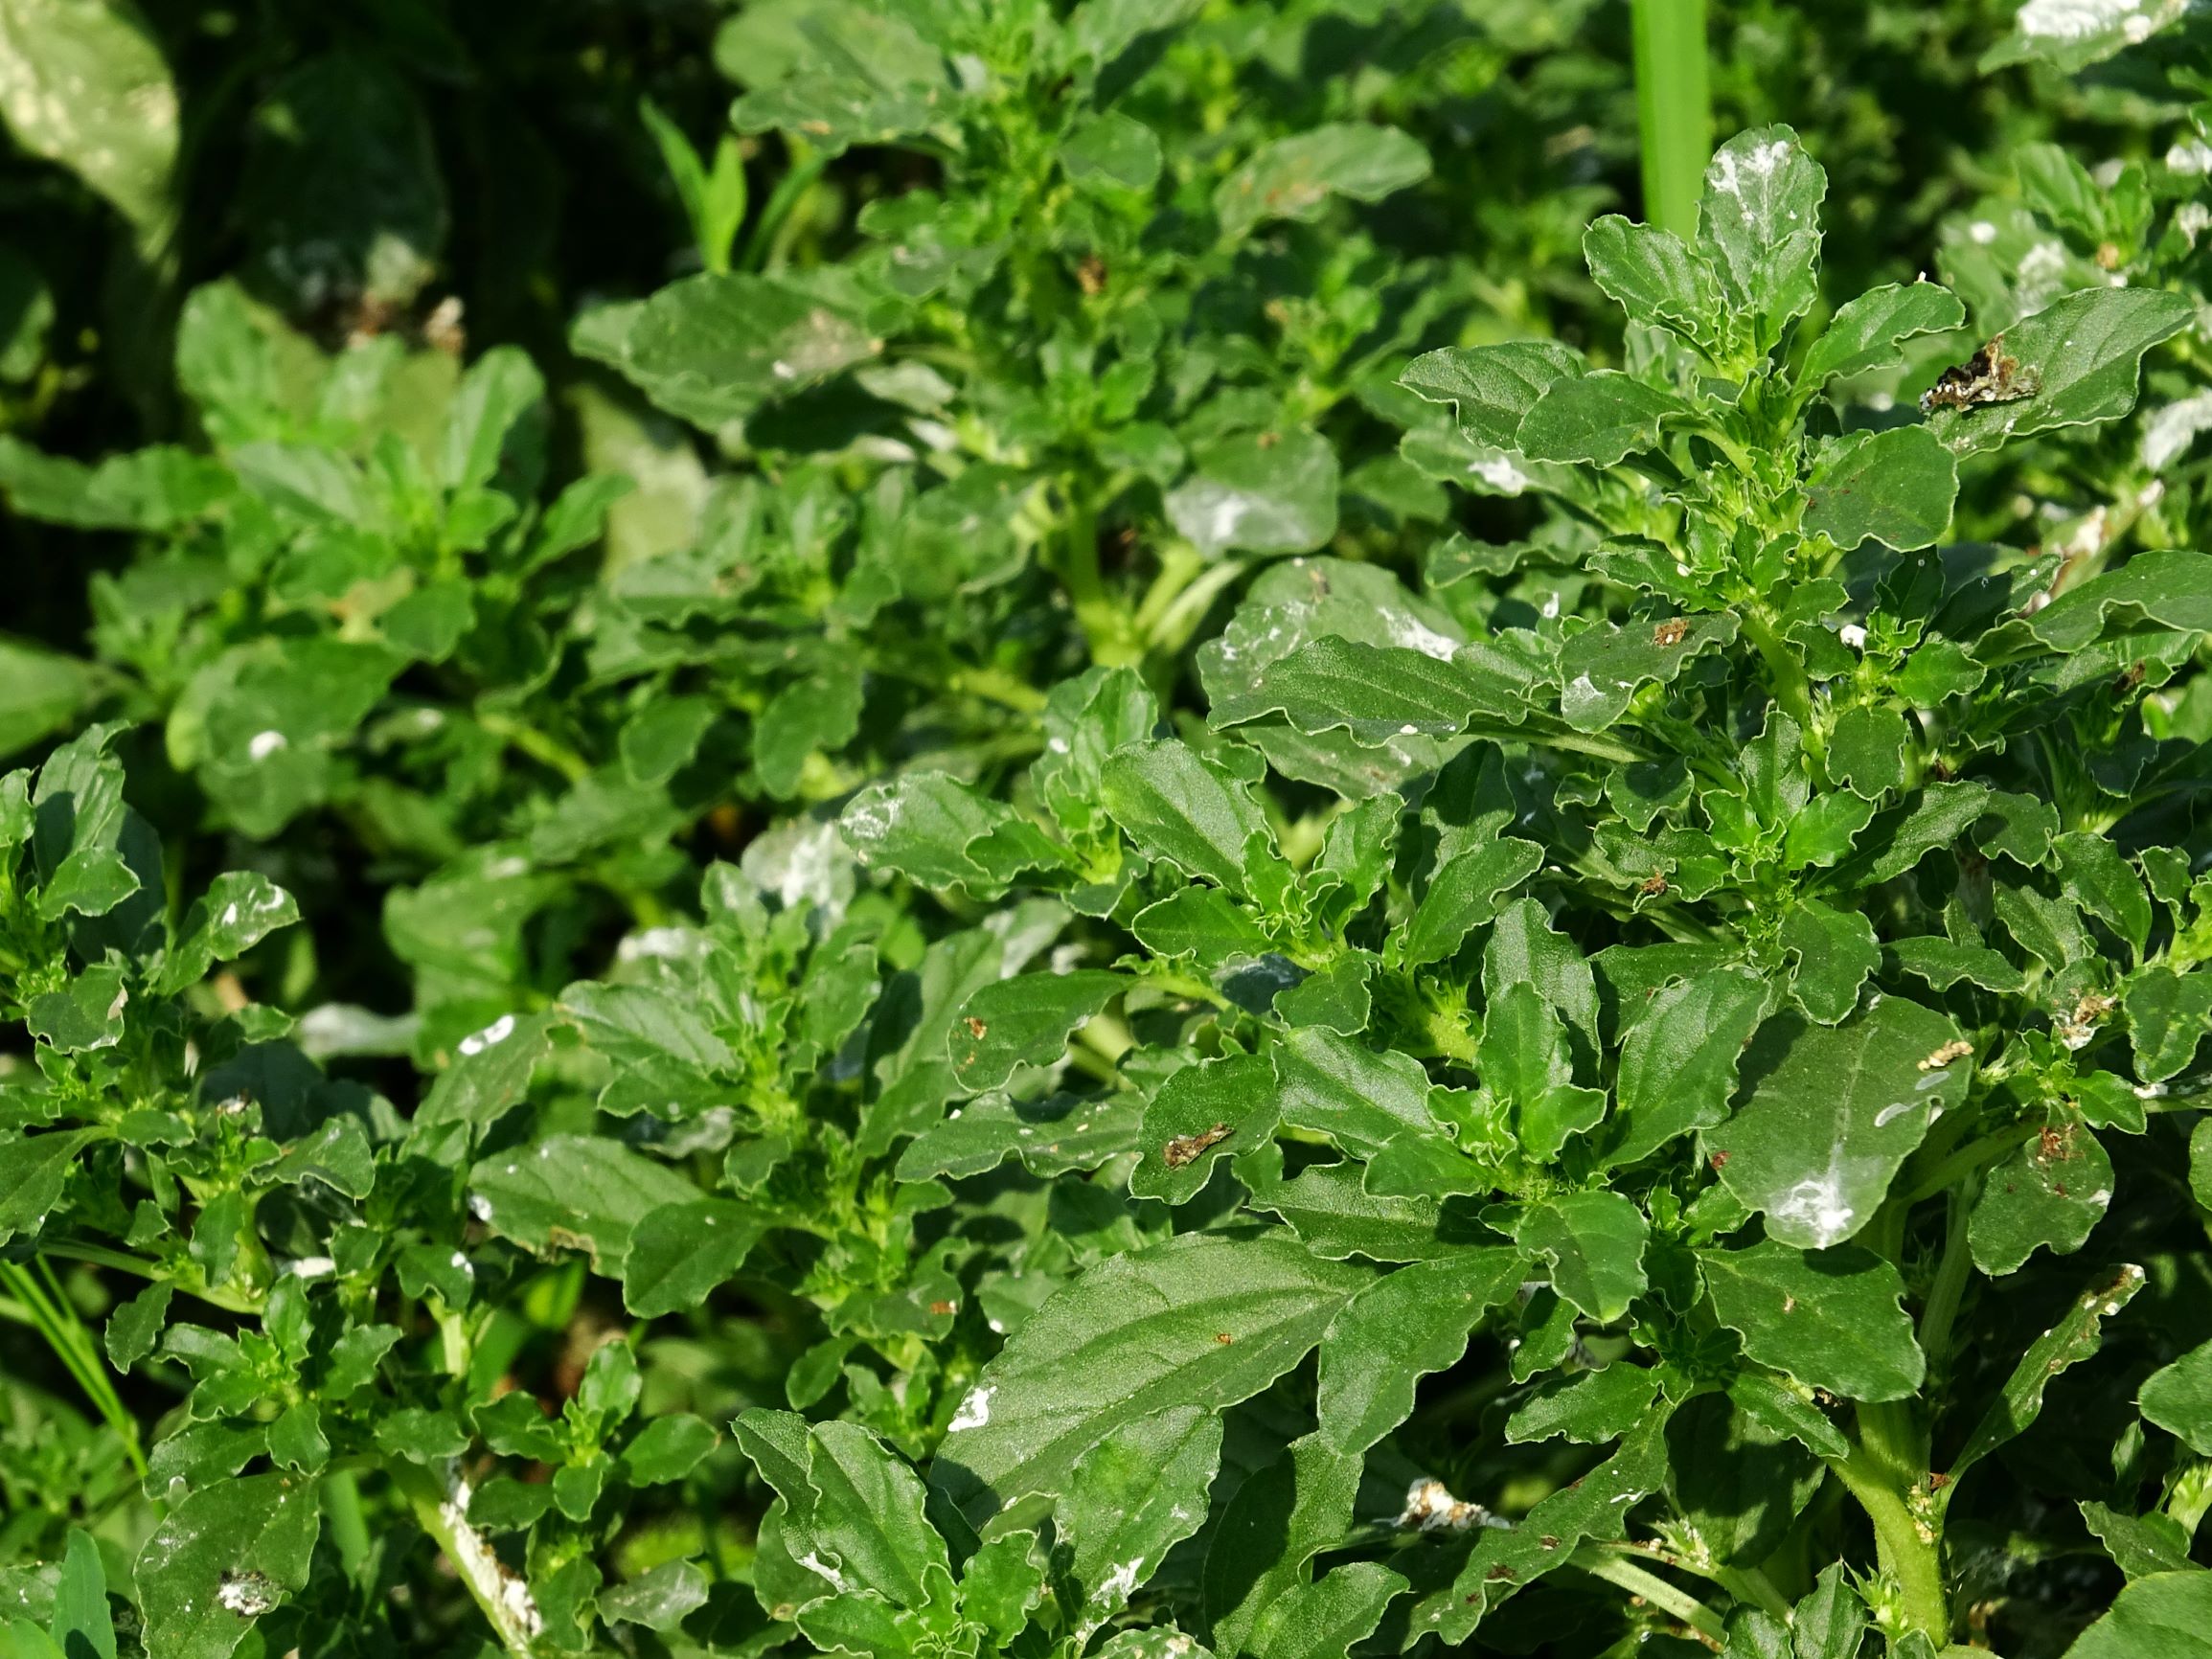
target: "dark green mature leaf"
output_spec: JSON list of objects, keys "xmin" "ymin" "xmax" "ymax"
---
[
  {"xmin": 1314, "ymin": 1251, "xmax": 1525, "ymax": 1454},
  {"xmin": 947, "ymin": 970, "xmax": 1126, "ymax": 1091},
  {"xmin": 2062, "ymin": 1571, "xmax": 2212, "ymax": 1657},
  {"xmin": 1210, "ymin": 636, "xmax": 1530, "ymax": 742},
  {"xmin": 2140, "ymin": 1338, "xmax": 2212, "ymax": 1457},
  {"xmin": 1803, "ymin": 426, "xmax": 1957, "ymax": 552},
  {"xmin": 1559, "ymin": 614, "xmax": 1739, "ymax": 732},
  {"xmin": 136, "ymin": 1473, "xmax": 320, "ymax": 1659},
  {"xmin": 1969, "ymin": 1116, "xmax": 2113, "ymax": 1275},
  {"xmin": 842, "ymin": 772, "xmax": 1069, "ymax": 898},
  {"xmin": 2124, "ymin": 967, "xmax": 2212, "ymax": 1084},
  {"xmin": 1402, "ymin": 838, "xmax": 1544, "ymax": 966},
  {"xmin": 1131, "ymin": 1053, "xmax": 1276, "ymax": 1203},
  {"xmin": 1583, "ymin": 218, "xmax": 1725, "ymax": 352},
  {"xmin": 1247, "ymin": 1562, "xmax": 1406, "ymax": 1659},
  {"xmin": 1801, "ymin": 282, "xmax": 1967, "ymax": 386},
  {"xmin": 1950, "ymin": 1262, "xmax": 2145, "ymax": 1478},
  {"xmin": 1926, "ymin": 288, "xmax": 2193, "ymax": 455},
  {"xmin": 1060, "ymin": 1408, "xmax": 1221, "ymax": 1641},
  {"xmin": 1708, "ymin": 999, "xmax": 1971, "ymax": 1249},
  {"xmin": 1670, "ymin": 1391, "xmax": 1830, "ymax": 1565},
  {"xmin": 931, "ymin": 1232, "xmax": 1366, "ymax": 1529},
  {"xmin": 1213, "ymin": 124, "xmax": 1431, "ymax": 239},
  {"xmin": 0, "ymin": 1128, "xmax": 99, "ymax": 1242},
  {"xmin": 1401, "ymin": 341, "xmax": 1585, "ymax": 450},
  {"xmin": 1512, "ymin": 1191, "xmax": 1648, "ymax": 1323},
  {"xmin": 1516, "ymin": 372, "xmax": 1692, "ymax": 466},
  {"xmin": 1700, "ymin": 1241, "xmax": 1925, "ymax": 1402},
  {"xmin": 1272, "ymin": 1026, "xmax": 1438, "ymax": 1159},
  {"xmin": 1995, "ymin": 551, "xmax": 2212, "ymax": 658},
  {"xmin": 2081, "ymin": 1503, "xmax": 2197, "ymax": 1579},
  {"xmin": 467, "ymin": 1136, "xmax": 696, "ymax": 1272},
  {"xmin": 596, "ymin": 272, "xmax": 878, "ymax": 428},
  {"xmin": 734, "ymin": 1412, "xmax": 947, "ymax": 1610},
  {"xmin": 623, "ymin": 1201, "xmax": 768, "ymax": 1317},
  {"xmin": 1506, "ymin": 1363, "xmax": 1663, "ymax": 1444},
  {"xmin": 1605, "ymin": 966, "xmax": 1771, "ymax": 1167},
  {"xmin": 1100, "ymin": 739, "xmax": 1275, "ymax": 895}
]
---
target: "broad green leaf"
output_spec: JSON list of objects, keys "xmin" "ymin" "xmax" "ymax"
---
[
  {"xmin": 1885, "ymin": 936, "xmax": 2027, "ymax": 994},
  {"xmin": 1780, "ymin": 899, "xmax": 1881, "ymax": 1024},
  {"xmin": 622, "ymin": 1416, "xmax": 718, "ymax": 1485},
  {"xmin": 0, "ymin": 1128, "xmax": 100, "ymax": 1241},
  {"xmin": 2141, "ymin": 1338, "xmax": 2212, "ymax": 1458},
  {"xmin": 958, "ymin": 1533, "xmax": 1046, "ymax": 1646},
  {"xmin": 1480, "ymin": 983, "xmax": 1605, "ymax": 1159},
  {"xmin": 1708, "ymin": 999, "xmax": 1971, "ymax": 1248},
  {"xmin": 1725, "ymin": 1373, "xmax": 1850, "ymax": 1460},
  {"xmin": 1516, "ymin": 371, "xmax": 1693, "ymax": 466},
  {"xmin": 1950, "ymin": 1262, "xmax": 2145, "ymax": 1477},
  {"xmin": 1984, "ymin": 0, "xmax": 2195, "ymax": 74},
  {"xmin": 2061, "ymin": 1571, "xmax": 2212, "ymax": 1658},
  {"xmin": 597, "ymin": 272, "xmax": 877, "ymax": 428},
  {"xmin": 1560, "ymin": 614, "xmax": 1740, "ymax": 732},
  {"xmin": 1245, "ymin": 1160, "xmax": 1464, "ymax": 1262},
  {"xmin": 1100, "ymin": 739, "xmax": 1276, "ymax": 896},
  {"xmin": 467, "ymin": 1136, "xmax": 696, "ymax": 1272},
  {"xmin": 159, "ymin": 874, "xmax": 299, "ymax": 994},
  {"xmin": 599, "ymin": 1560, "xmax": 710, "ymax": 1631},
  {"xmin": 2081, "ymin": 1502, "xmax": 2197, "ymax": 1579},
  {"xmin": 1422, "ymin": 1413, "xmax": 1671, "ymax": 1640},
  {"xmin": 842, "ymin": 772, "xmax": 1069, "ymax": 898},
  {"xmin": 0, "ymin": 0, "xmax": 177, "ymax": 235},
  {"xmin": 1165, "ymin": 428, "xmax": 1338, "ymax": 557},
  {"xmin": 1803, "ymin": 426, "xmax": 1958, "ymax": 553},
  {"xmin": 413, "ymin": 1011, "xmax": 555, "ymax": 1138},
  {"xmin": 1986, "ymin": 550, "xmax": 2212, "ymax": 660},
  {"xmin": 733, "ymin": 1411, "xmax": 947, "ymax": 1610},
  {"xmin": 1272, "ymin": 954, "xmax": 1373, "ymax": 1034},
  {"xmin": 1969, "ymin": 1115, "xmax": 2113, "ymax": 1275},
  {"xmin": 929, "ymin": 1232, "xmax": 1366, "ymax": 1530},
  {"xmin": 1131, "ymin": 1053, "xmax": 1277, "ymax": 1204},
  {"xmin": 896, "ymin": 1091, "xmax": 1141, "ymax": 1181},
  {"xmin": 1512, "ymin": 1191, "xmax": 1648, "ymax": 1323},
  {"xmin": 2124, "ymin": 967, "xmax": 2212, "ymax": 1083},
  {"xmin": 1926, "ymin": 288, "xmax": 2193, "ymax": 455},
  {"xmin": 2053, "ymin": 832, "xmax": 2152, "ymax": 960},
  {"xmin": 1584, "ymin": 217, "xmax": 1725, "ymax": 352},
  {"xmin": 441, "ymin": 347, "xmax": 544, "ymax": 493},
  {"xmin": 1209, "ymin": 636, "xmax": 1530, "ymax": 742},
  {"xmin": 1699, "ymin": 125, "xmax": 1826, "ymax": 346},
  {"xmin": 1483, "ymin": 898, "xmax": 1601, "ymax": 1064},
  {"xmin": 1401, "ymin": 340, "xmax": 1585, "ymax": 450},
  {"xmin": 1130, "ymin": 885, "xmax": 1272, "ymax": 968},
  {"xmin": 1065, "ymin": 0, "xmax": 1204, "ymax": 67},
  {"xmin": 1202, "ymin": 1434, "xmax": 1364, "ymax": 1657},
  {"xmin": 1214, "ymin": 124, "xmax": 1431, "ymax": 239},
  {"xmin": 1801, "ymin": 282, "xmax": 1968, "ymax": 386},
  {"xmin": 1700, "ymin": 1241, "xmax": 1925, "ymax": 1402},
  {"xmin": 136, "ymin": 1473, "xmax": 319, "ymax": 1659},
  {"xmin": 1272, "ymin": 1026, "xmax": 1438, "ymax": 1159},
  {"xmin": 1314, "ymin": 1251, "xmax": 1525, "ymax": 1453},
  {"xmin": 947, "ymin": 970, "xmax": 1125, "ymax": 1092},
  {"xmin": 1506, "ymin": 1363, "xmax": 1663, "ymax": 1444},
  {"xmin": 1061, "ymin": 111, "xmax": 1163, "ymax": 194},
  {"xmin": 1828, "ymin": 705, "xmax": 1911, "ymax": 799},
  {"xmin": 1060, "ymin": 1407, "xmax": 1220, "ymax": 1641},
  {"xmin": 623, "ymin": 1201, "xmax": 767, "ymax": 1317},
  {"xmin": 53, "ymin": 1530, "xmax": 113, "ymax": 1659},
  {"xmin": 1670, "ymin": 1391, "xmax": 1831, "ymax": 1564},
  {"xmin": 1606, "ymin": 966, "xmax": 1771, "ymax": 1167},
  {"xmin": 1401, "ymin": 838, "xmax": 1543, "ymax": 966},
  {"xmin": 1247, "ymin": 1562, "xmax": 1406, "ymax": 1659}
]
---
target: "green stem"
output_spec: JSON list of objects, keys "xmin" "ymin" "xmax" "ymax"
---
[
  {"xmin": 1917, "ymin": 1181, "xmax": 1978, "ymax": 1369},
  {"xmin": 1739, "ymin": 608, "xmax": 1817, "ymax": 750},
  {"xmin": 1574, "ymin": 1545, "xmax": 1727, "ymax": 1642},
  {"xmin": 475, "ymin": 710, "xmax": 590, "ymax": 785},
  {"xmin": 391, "ymin": 1461, "xmax": 544, "ymax": 1656},
  {"xmin": 1718, "ymin": 1564, "xmax": 1795, "ymax": 1624},
  {"xmin": 324, "ymin": 1469, "xmax": 372, "ymax": 1577},
  {"xmin": 1822, "ymin": 1436, "xmax": 1948, "ymax": 1639},
  {"xmin": 1630, "ymin": 0, "xmax": 1712, "ymax": 239}
]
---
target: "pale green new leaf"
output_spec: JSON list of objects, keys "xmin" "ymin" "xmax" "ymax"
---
[{"xmin": 1699, "ymin": 125, "xmax": 1826, "ymax": 346}]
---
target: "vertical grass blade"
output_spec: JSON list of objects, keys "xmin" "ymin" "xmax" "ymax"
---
[{"xmin": 1631, "ymin": 0, "xmax": 1712, "ymax": 239}]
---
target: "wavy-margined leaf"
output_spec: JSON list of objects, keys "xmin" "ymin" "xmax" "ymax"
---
[
  {"xmin": 733, "ymin": 1411, "xmax": 947, "ymax": 1610},
  {"xmin": 1842, "ymin": 780, "xmax": 2059, "ymax": 883},
  {"xmin": 1560, "ymin": 614, "xmax": 1740, "ymax": 732},
  {"xmin": 895, "ymin": 1091, "xmax": 1142, "ymax": 1181},
  {"xmin": 623, "ymin": 1201, "xmax": 769, "ymax": 1317},
  {"xmin": 1202, "ymin": 1434, "xmax": 1364, "ymax": 1658},
  {"xmin": 1803, "ymin": 425, "xmax": 1958, "ymax": 552},
  {"xmin": 2062, "ymin": 1572, "xmax": 2212, "ymax": 1659},
  {"xmin": 1982, "ymin": 0, "xmax": 2195, "ymax": 74},
  {"xmin": 1314, "ymin": 1251, "xmax": 1525, "ymax": 1454},
  {"xmin": 929, "ymin": 1232, "xmax": 1367, "ymax": 1530},
  {"xmin": 136, "ymin": 1473, "xmax": 320, "ymax": 1659},
  {"xmin": 1925, "ymin": 288, "xmax": 2192, "ymax": 456},
  {"xmin": 841, "ymin": 772, "xmax": 1071, "ymax": 898},
  {"xmin": 1512, "ymin": 1191, "xmax": 1648, "ymax": 1322},
  {"xmin": 1981, "ymin": 550, "xmax": 2212, "ymax": 662},
  {"xmin": 1271, "ymin": 1025, "xmax": 1441, "ymax": 1159},
  {"xmin": 1949, "ymin": 1262, "xmax": 2144, "ymax": 1478},
  {"xmin": 1419, "ymin": 1413, "xmax": 1672, "ymax": 1641},
  {"xmin": 1209, "ymin": 635, "xmax": 1532, "ymax": 742},
  {"xmin": 1801, "ymin": 282, "xmax": 1968, "ymax": 387},
  {"xmin": 1699, "ymin": 125, "xmax": 1826, "ymax": 345},
  {"xmin": 467, "ymin": 1136, "xmax": 696, "ymax": 1272},
  {"xmin": 1707, "ymin": 999, "xmax": 1971, "ymax": 1249},
  {"xmin": 1506, "ymin": 1363, "xmax": 1664, "ymax": 1444},
  {"xmin": 1213, "ymin": 124, "xmax": 1430, "ymax": 239},
  {"xmin": 1700, "ymin": 1241, "xmax": 1925, "ymax": 1402},
  {"xmin": 1969, "ymin": 1114, "xmax": 2113, "ymax": 1275},
  {"xmin": 1130, "ymin": 1053, "xmax": 1277, "ymax": 1204},
  {"xmin": 1516, "ymin": 371, "xmax": 1693, "ymax": 466},
  {"xmin": 1248, "ymin": 1562, "xmax": 1407, "ymax": 1659},
  {"xmin": 1166, "ymin": 427, "xmax": 1338, "ymax": 557},
  {"xmin": 2139, "ymin": 1336, "xmax": 2212, "ymax": 1458},
  {"xmin": 947, "ymin": 970, "xmax": 1126, "ymax": 1092},
  {"xmin": 1582, "ymin": 217, "xmax": 1726, "ymax": 353},
  {"xmin": 2082, "ymin": 1502, "xmax": 2197, "ymax": 1579},
  {"xmin": 1604, "ymin": 966, "xmax": 1771, "ymax": 1168},
  {"xmin": 1401, "ymin": 340, "xmax": 1585, "ymax": 450},
  {"xmin": 592, "ymin": 272, "xmax": 878, "ymax": 428},
  {"xmin": 1099, "ymin": 739, "xmax": 1276, "ymax": 896},
  {"xmin": 1401, "ymin": 837, "xmax": 1544, "ymax": 966},
  {"xmin": 2124, "ymin": 966, "xmax": 2212, "ymax": 1084},
  {"xmin": 1060, "ymin": 1407, "xmax": 1221, "ymax": 1642}
]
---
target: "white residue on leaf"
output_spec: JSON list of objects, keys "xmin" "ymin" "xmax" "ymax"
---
[
  {"xmin": 618, "ymin": 926, "xmax": 696, "ymax": 962},
  {"xmin": 2143, "ymin": 388, "xmax": 2212, "ymax": 469},
  {"xmin": 458, "ymin": 1012, "xmax": 516, "ymax": 1057},
  {"xmin": 217, "ymin": 1572, "xmax": 280, "ymax": 1618},
  {"xmin": 1391, "ymin": 615, "xmax": 1460, "ymax": 661},
  {"xmin": 246, "ymin": 729, "xmax": 288, "ymax": 761},
  {"xmin": 948, "ymin": 1384, "xmax": 995, "ymax": 1431},
  {"xmin": 1873, "ymin": 1101, "xmax": 1919, "ymax": 1127},
  {"xmin": 287, "ymin": 1256, "xmax": 337, "ymax": 1279},
  {"xmin": 1467, "ymin": 453, "xmax": 1530, "ymax": 492},
  {"xmin": 468, "ymin": 1193, "xmax": 494, "ymax": 1222},
  {"xmin": 1969, "ymin": 219, "xmax": 1999, "ymax": 244},
  {"xmin": 1773, "ymin": 1161, "xmax": 1859, "ymax": 1248},
  {"xmin": 2018, "ymin": 0, "xmax": 2149, "ymax": 40},
  {"xmin": 1096, "ymin": 1557, "xmax": 1144, "ymax": 1608},
  {"xmin": 798, "ymin": 1551, "xmax": 849, "ymax": 1590},
  {"xmin": 1837, "ymin": 624, "xmax": 1868, "ymax": 649}
]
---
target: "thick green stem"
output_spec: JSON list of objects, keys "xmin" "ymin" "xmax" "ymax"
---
[
  {"xmin": 324, "ymin": 1469, "xmax": 372, "ymax": 1576},
  {"xmin": 392, "ymin": 1461, "xmax": 544, "ymax": 1656},
  {"xmin": 1739, "ymin": 608, "xmax": 1818, "ymax": 752},
  {"xmin": 1918, "ymin": 1182, "xmax": 1978, "ymax": 1369},
  {"xmin": 1823, "ymin": 1436, "xmax": 1948, "ymax": 1640},
  {"xmin": 1630, "ymin": 0, "xmax": 1712, "ymax": 239}
]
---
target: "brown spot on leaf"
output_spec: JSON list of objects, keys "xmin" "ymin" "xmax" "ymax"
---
[
  {"xmin": 1163, "ymin": 1123, "xmax": 1233, "ymax": 1169},
  {"xmin": 965, "ymin": 1016, "xmax": 989, "ymax": 1039},
  {"xmin": 1652, "ymin": 618, "xmax": 1689, "ymax": 648}
]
